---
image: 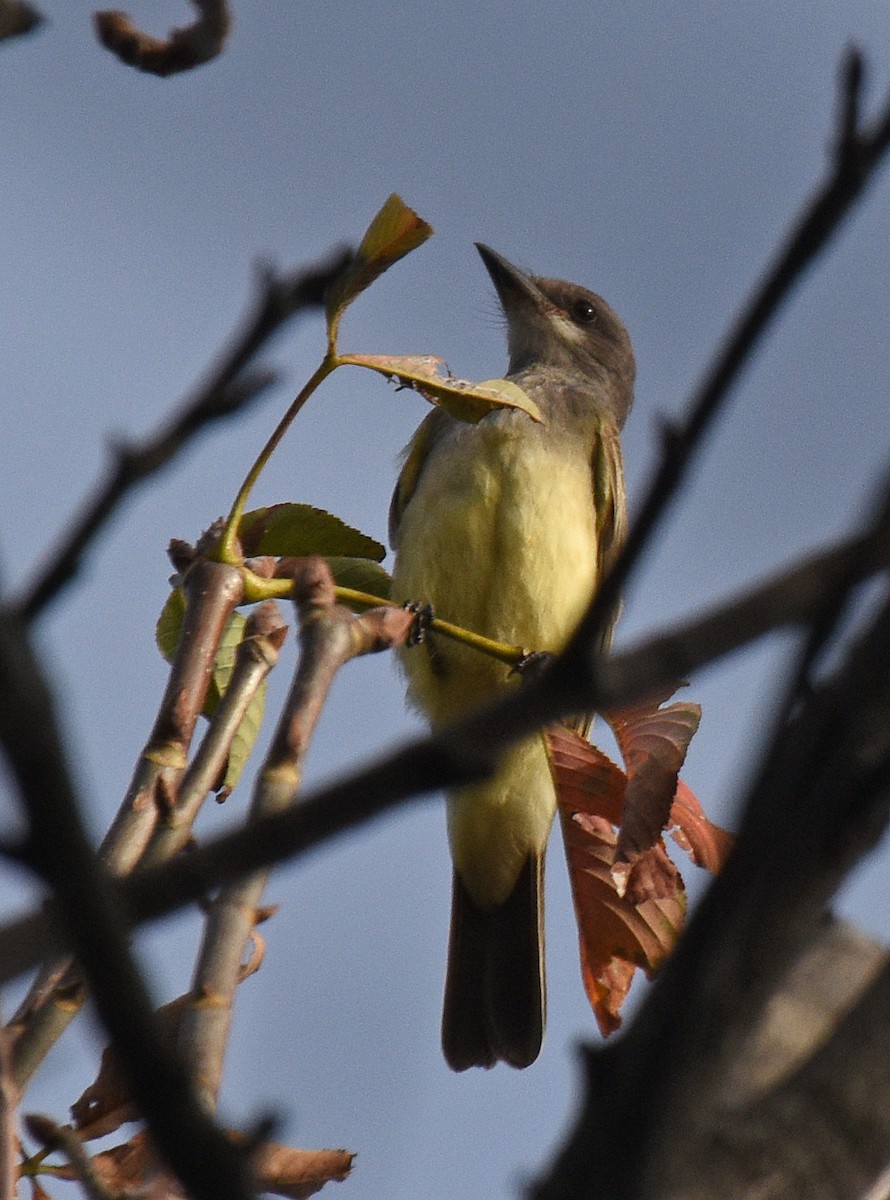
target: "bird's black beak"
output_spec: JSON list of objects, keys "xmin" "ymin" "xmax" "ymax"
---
[{"xmin": 475, "ymin": 243, "xmax": 546, "ymax": 315}]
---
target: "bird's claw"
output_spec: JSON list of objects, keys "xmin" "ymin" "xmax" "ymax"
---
[
  {"xmin": 512, "ymin": 649, "xmax": 553, "ymax": 679},
  {"xmin": 404, "ymin": 602, "xmax": 435, "ymax": 646}
]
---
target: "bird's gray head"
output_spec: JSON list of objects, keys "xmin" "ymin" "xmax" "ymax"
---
[{"xmin": 476, "ymin": 243, "xmax": 635, "ymax": 429}]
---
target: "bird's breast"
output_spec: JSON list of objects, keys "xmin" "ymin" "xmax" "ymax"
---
[{"xmin": 392, "ymin": 415, "xmax": 600, "ymax": 724}]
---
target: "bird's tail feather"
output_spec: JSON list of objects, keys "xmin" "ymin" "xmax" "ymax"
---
[{"xmin": 441, "ymin": 854, "xmax": 545, "ymax": 1070}]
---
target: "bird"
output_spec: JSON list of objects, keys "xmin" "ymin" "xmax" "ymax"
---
[{"xmin": 389, "ymin": 243, "xmax": 635, "ymax": 1069}]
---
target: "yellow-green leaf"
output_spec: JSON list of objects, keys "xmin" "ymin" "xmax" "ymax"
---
[
  {"xmin": 340, "ymin": 354, "xmax": 544, "ymax": 425},
  {"xmin": 209, "ymin": 610, "xmax": 248, "ymax": 713},
  {"xmin": 224, "ymin": 678, "xmax": 266, "ymax": 793},
  {"xmin": 239, "ymin": 503, "xmax": 385, "ymax": 561},
  {"xmin": 156, "ymin": 587, "xmax": 186, "ymax": 663},
  {"xmin": 154, "ymin": 591, "xmax": 267, "ymax": 790},
  {"xmin": 155, "ymin": 588, "xmax": 244, "ymax": 716},
  {"xmin": 326, "ymin": 556, "xmax": 392, "ymax": 598},
  {"xmin": 325, "ymin": 194, "xmax": 433, "ymax": 332}
]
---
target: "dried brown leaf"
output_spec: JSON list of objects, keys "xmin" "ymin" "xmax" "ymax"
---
[
  {"xmin": 71, "ymin": 997, "xmax": 186, "ymax": 1139},
  {"xmin": 55, "ymin": 1131, "xmax": 354, "ymax": 1200},
  {"xmin": 605, "ymin": 687, "xmax": 701, "ymax": 884},
  {"xmin": 546, "ymin": 728, "xmax": 686, "ymax": 1034},
  {"xmin": 251, "ymin": 1140, "xmax": 354, "ymax": 1199},
  {"xmin": 668, "ymin": 779, "xmax": 734, "ymax": 873}
]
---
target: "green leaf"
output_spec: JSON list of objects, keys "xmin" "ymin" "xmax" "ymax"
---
[
  {"xmin": 326, "ymin": 556, "xmax": 392, "ymax": 598},
  {"xmin": 156, "ymin": 587, "xmax": 186, "ymax": 663},
  {"xmin": 208, "ymin": 609, "xmax": 249, "ymax": 714},
  {"xmin": 155, "ymin": 588, "xmax": 245, "ymax": 716},
  {"xmin": 339, "ymin": 354, "xmax": 544, "ymax": 424},
  {"xmin": 155, "ymin": 590, "xmax": 267, "ymax": 791},
  {"xmin": 325, "ymin": 194, "xmax": 433, "ymax": 334},
  {"xmin": 223, "ymin": 678, "xmax": 266, "ymax": 793},
  {"xmin": 239, "ymin": 503, "xmax": 385, "ymax": 561}
]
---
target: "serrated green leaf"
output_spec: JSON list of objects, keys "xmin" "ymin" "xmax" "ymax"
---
[
  {"xmin": 223, "ymin": 677, "xmax": 266, "ymax": 793},
  {"xmin": 326, "ymin": 556, "xmax": 392, "ymax": 598},
  {"xmin": 325, "ymin": 194, "xmax": 433, "ymax": 329},
  {"xmin": 339, "ymin": 354, "xmax": 543, "ymax": 425},
  {"xmin": 239, "ymin": 503, "xmax": 385, "ymax": 561}
]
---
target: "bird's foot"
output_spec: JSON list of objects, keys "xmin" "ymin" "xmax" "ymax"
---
[{"xmin": 403, "ymin": 601, "xmax": 435, "ymax": 646}]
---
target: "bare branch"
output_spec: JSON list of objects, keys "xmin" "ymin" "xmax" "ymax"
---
[
  {"xmin": 576, "ymin": 48, "xmax": 890, "ymax": 652},
  {"xmin": 177, "ymin": 559, "xmax": 414, "ymax": 1106},
  {"xmin": 10, "ymin": 559, "xmax": 245, "ymax": 1089},
  {"xmin": 534, "ymin": 581, "xmax": 890, "ymax": 1199},
  {"xmin": 0, "ymin": 607, "xmax": 252, "ymax": 1200},
  {"xmin": 15, "ymin": 247, "xmax": 352, "ymax": 623},
  {"xmin": 0, "ymin": 1021, "xmax": 17, "ymax": 1200},
  {"xmin": 94, "ymin": 0, "xmax": 231, "ymax": 76},
  {"xmin": 140, "ymin": 599, "xmax": 288, "ymax": 870}
]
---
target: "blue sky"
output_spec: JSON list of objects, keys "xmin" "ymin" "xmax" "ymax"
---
[{"xmin": 2, "ymin": 4, "xmax": 890, "ymax": 1198}]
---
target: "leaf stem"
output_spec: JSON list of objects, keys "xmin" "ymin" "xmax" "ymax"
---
[{"xmin": 216, "ymin": 354, "xmax": 340, "ymax": 563}]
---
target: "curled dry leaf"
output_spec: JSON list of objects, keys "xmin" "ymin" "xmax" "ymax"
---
[
  {"xmin": 64, "ymin": 1132, "xmax": 354, "ymax": 1199},
  {"xmin": 605, "ymin": 686, "xmax": 702, "ymax": 885},
  {"xmin": 325, "ymin": 194, "xmax": 432, "ymax": 336},
  {"xmin": 546, "ymin": 727, "xmax": 686, "ymax": 1034},
  {"xmin": 545, "ymin": 721, "xmax": 730, "ymax": 1034},
  {"xmin": 250, "ymin": 1139, "xmax": 354, "ymax": 1199},
  {"xmin": 338, "ymin": 353, "xmax": 543, "ymax": 424},
  {"xmin": 668, "ymin": 779, "xmax": 734, "ymax": 873},
  {"xmin": 70, "ymin": 997, "xmax": 188, "ymax": 1140},
  {"xmin": 240, "ymin": 930, "xmax": 266, "ymax": 981}
]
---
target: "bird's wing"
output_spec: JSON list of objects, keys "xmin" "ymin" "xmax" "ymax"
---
[
  {"xmin": 388, "ymin": 408, "xmax": 450, "ymax": 549},
  {"xmin": 592, "ymin": 420, "xmax": 628, "ymax": 580},
  {"xmin": 590, "ymin": 420, "xmax": 628, "ymax": 652}
]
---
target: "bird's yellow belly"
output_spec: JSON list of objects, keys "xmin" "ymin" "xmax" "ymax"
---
[
  {"xmin": 392, "ymin": 420, "xmax": 599, "ymax": 906},
  {"xmin": 393, "ymin": 420, "xmax": 599, "ymax": 720}
]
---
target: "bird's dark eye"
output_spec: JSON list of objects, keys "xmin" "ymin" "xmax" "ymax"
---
[{"xmin": 571, "ymin": 298, "xmax": 597, "ymax": 325}]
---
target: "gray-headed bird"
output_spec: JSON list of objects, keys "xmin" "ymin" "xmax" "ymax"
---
[{"xmin": 390, "ymin": 245, "xmax": 634, "ymax": 1069}]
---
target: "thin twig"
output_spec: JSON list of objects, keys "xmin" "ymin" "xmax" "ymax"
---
[
  {"xmin": 177, "ymin": 559, "xmax": 414, "ymax": 1106},
  {"xmin": 140, "ymin": 600, "xmax": 288, "ymax": 869},
  {"xmin": 24, "ymin": 1116, "xmax": 116, "ymax": 1200},
  {"xmin": 0, "ymin": 1018, "xmax": 17, "ymax": 1200},
  {"xmin": 0, "ymin": 610, "xmax": 252, "ymax": 1200},
  {"xmin": 9, "ymin": 559, "xmax": 245, "ymax": 1088},
  {"xmin": 94, "ymin": 0, "xmax": 231, "ymax": 76},
  {"xmin": 571, "ymin": 49, "xmax": 890, "ymax": 659}
]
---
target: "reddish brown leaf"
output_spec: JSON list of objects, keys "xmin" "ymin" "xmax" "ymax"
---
[
  {"xmin": 546, "ymin": 727, "xmax": 686, "ymax": 1035},
  {"xmin": 71, "ymin": 997, "xmax": 187, "ymax": 1139},
  {"xmin": 251, "ymin": 1141, "xmax": 354, "ymax": 1199},
  {"xmin": 616, "ymin": 840, "xmax": 683, "ymax": 906},
  {"xmin": 53, "ymin": 1134, "xmax": 154, "ymax": 1192},
  {"xmin": 668, "ymin": 779, "xmax": 734, "ymax": 873},
  {"xmin": 544, "ymin": 723, "xmax": 626, "ymax": 824},
  {"xmin": 55, "ymin": 1132, "xmax": 354, "ymax": 1199},
  {"xmin": 605, "ymin": 687, "xmax": 701, "ymax": 885}
]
